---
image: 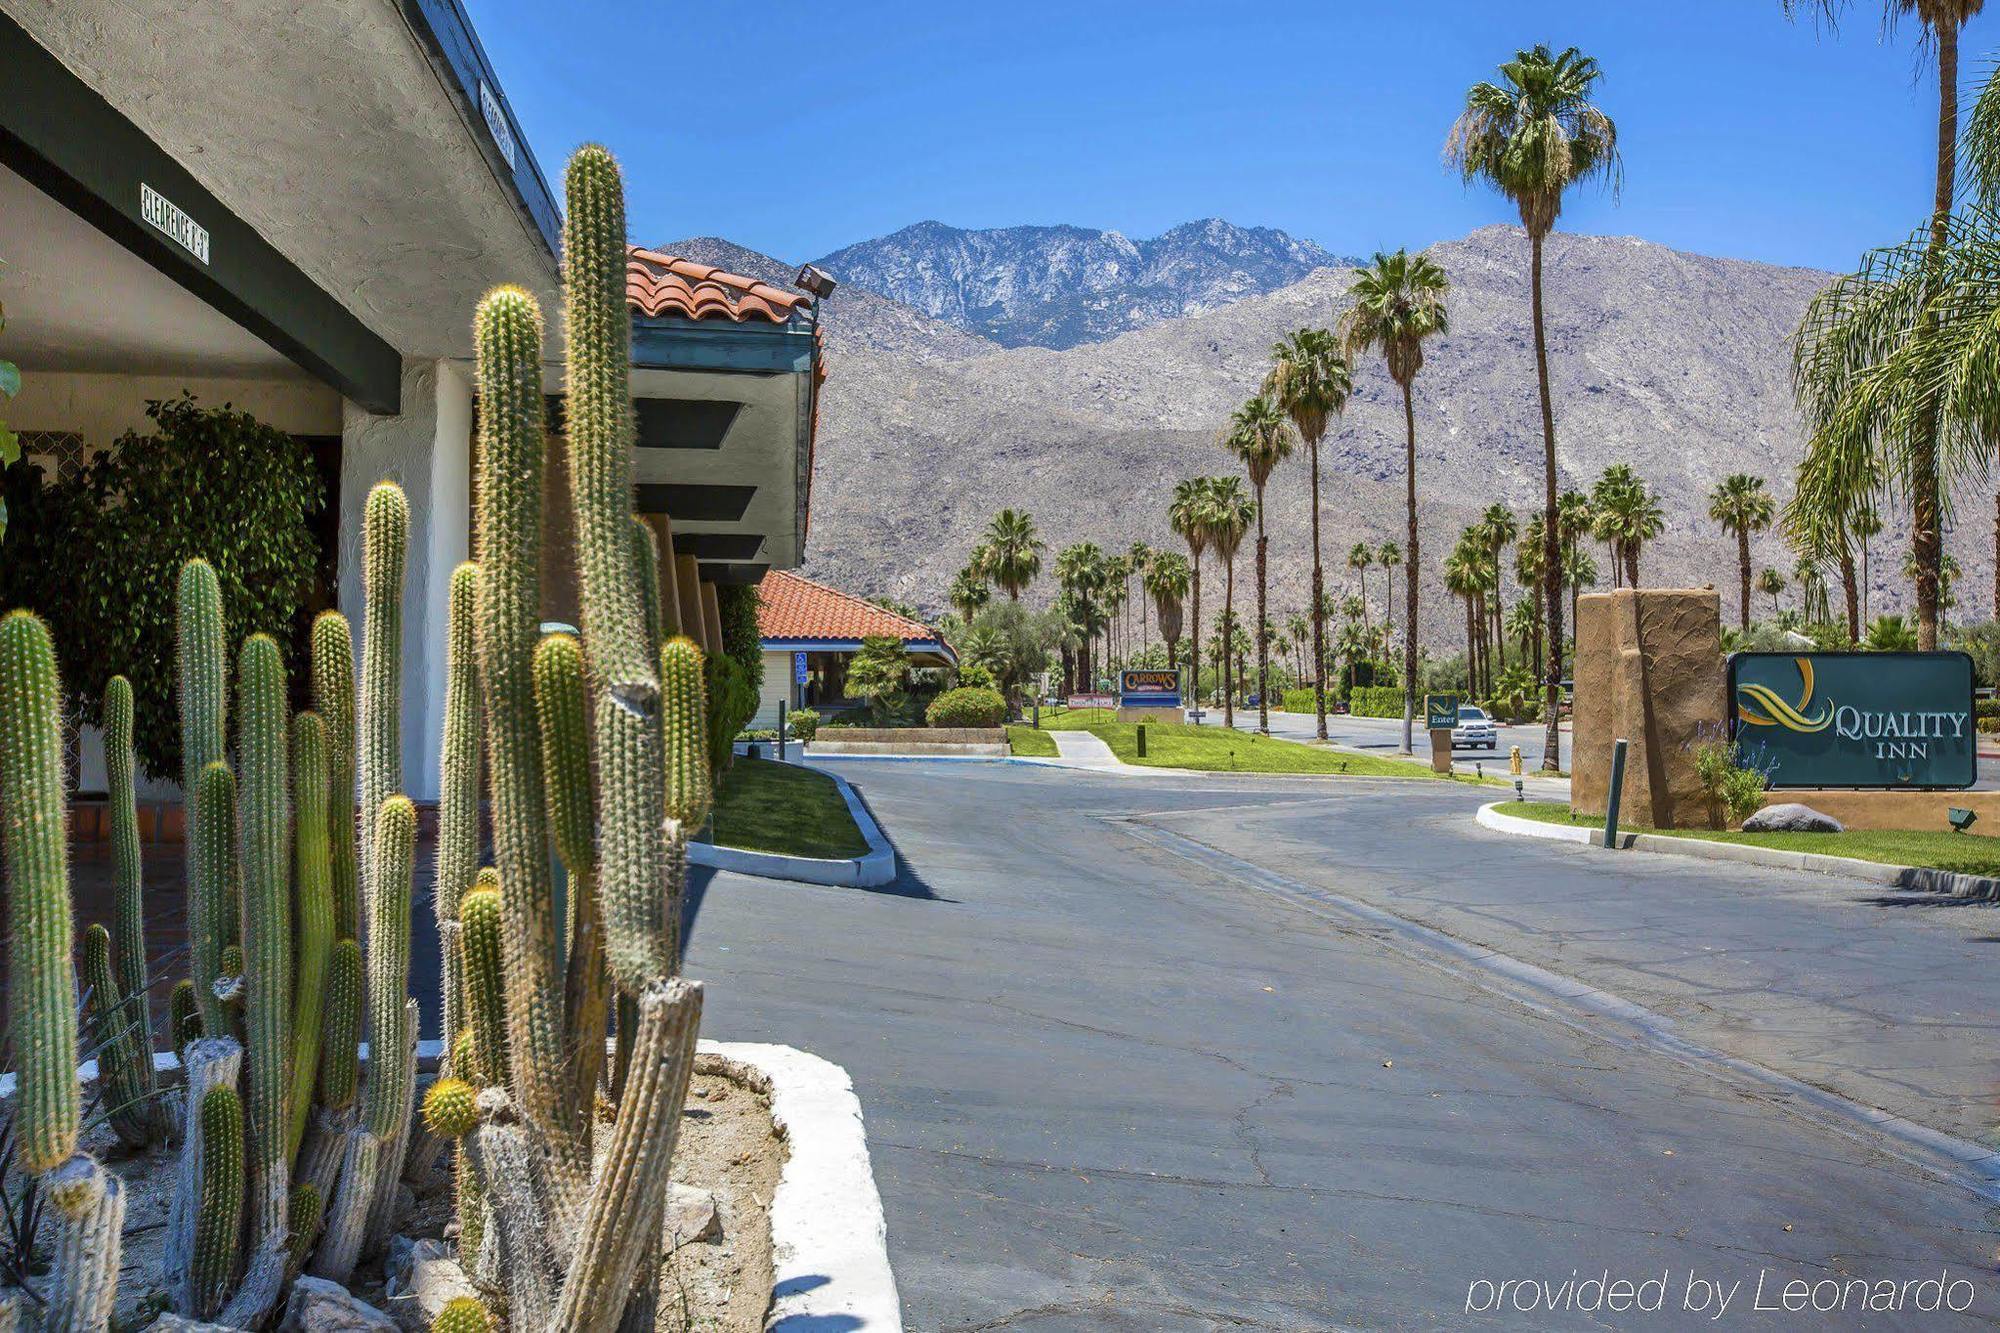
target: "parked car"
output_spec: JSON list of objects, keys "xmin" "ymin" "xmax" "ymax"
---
[{"xmin": 1451, "ymin": 704, "xmax": 1498, "ymax": 750}]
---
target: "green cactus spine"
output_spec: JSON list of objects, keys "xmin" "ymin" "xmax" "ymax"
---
[
  {"xmin": 565, "ymin": 145, "xmax": 675, "ymax": 995},
  {"xmin": 359, "ymin": 482, "xmax": 407, "ymax": 940},
  {"xmin": 102, "ymin": 675, "xmax": 157, "ymax": 1132},
  {"xmin": 192, "ymin": 1085, "xmax": 245, "ymax": 1319},
  {"xmin": 632, "ymin": 515, "xmax": 667, "ymax": 642},
  {"xmin": 311, "ymin": 611, "xmax": 360, "ymax": 940},
  {"xmin": 80, "ymin": 924, "xmax": 149, "ymax": 1147},
  {"xmin": 457, "ymin": 883, "xmax": 509, "ymax": 1092},
  {"xmin": 661, "ymin": 637, "xmax": 713, "ymax": 834},
  {"xmin": 168, "ymin": 980, "xmax": 200, "ymax": 1059},
  {"xmin": 177, "ymin": 561, "xmax": 229, "ymax": 1036},
  {"xmin": 436, "ymin": 563, "xmax": 482, "ymax": 1066},
  {"xmin": 472, "ymin": 283, "xmax": 579, "ymax": 1172},
  {"xmin": 0, "ymin": 611, "xmax": 78, "ymax": 1176},
  {"xmin": 318, "ymin": 938, "xmax": 363, "ymax": 1111},
  {"xmin": 191, "ymin": 762, "xmax": 237, "ymax": 1039},
  {"xmin": 535, "ymin": 631, "xmax": 608, "ymax": 1117},
  {"xmin": 288, "ymin": 711, "xmax": 335, "ymax": 1160},
  {"xmin": 286, "ymin": 1180, "xmax": 323, "ymax": 1282},
  {"xmin": 432, "ymin": 1295, "xmax": 491, "ymax": 1333},
  {"xmin": 364, "ymin": 795, "xmax": 416, "ymax": 1140},
  {"xmin": 236, "ymin": 633, "xmax": 292, "ymax": 1253}
]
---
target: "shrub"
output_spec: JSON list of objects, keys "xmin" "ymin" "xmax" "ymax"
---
[
  {"xmin": 0, "ymin": 395, "xmax": 323, "ymax": 778},
  {"xmin": 926, "ymin": 686, "xmax": 1007, "ymax": 728},
  {"xmin": 787, "ymin": 707, "xmax": 819, "ymax": 741},
  {"xmin": 957, "ymin": 661, "xmax": 998, "ymax": 692},
  {"xmin": 1347, "ymin": 685, "xmax": 1404, "ymax": 718},
  {"xmin": 1484, "ymin": 665, "xmax": 1540, "ymax": 724},
  {"xmin": 703, "ymin": 652, "xmax": 759, "ymax": 774},
  {"xmin": 847, "ymin": 634, "xmax": 911, "ymax": 723},
  {"xmin": 1281, "ymin": 688, "xmax": 1321, "ymax": 713},
  {"xmin": 1689, "ymin": 730, "xmax": 1770, "ymax": 828}
]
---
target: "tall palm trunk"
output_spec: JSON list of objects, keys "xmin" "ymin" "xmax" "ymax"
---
[
  {"xmin": 1624, "ymin": 543, "xmax": 1640, "ymax": 589},
  {"xmin": 1569, "ymin": 570, "xmax": 1579, "ymax": 651},
  {"xmin": 1841, "ymin": 552, "xmax": 1860, "ymax": 643},
  {"xmin": 1189, "ymin": 558, "xmax": 1203, "ymax": 724},
  {"xmin": 1399, "ymin": 382, "xmax": 1421, "ymax": 754},
  {"xmin": 1489, "ymin": 542, "xmax": 1507, "ymax": 671},
  {"xmin": 1530, "ymin": 227, "xmax": 1564, "ymax": 772},
  {"xmin": 1735, "ymin": 527, "xmax": 1752, "ymax": 628},
  {"xmin": 1309, "ymin": 440, "xmax": 1329, "ymax": 740},
  {"xmin": 1463, "ymin": 596, "xmax": 1477, "ymax": 689},
  {"xmin": 1222, "ymin": 560, "xmax": 1237, "ymax": 729},
  {"xmin": 1254, "ymin": 494, "xmax": 1271, "ymax": 734},
  {"xmin": 1912, "ymin": 18, "xmax": 1960, "ymax": 651},
  {"xmin": 1992, "ymin": 490, "xmax": 1999, "ymax": 620}
]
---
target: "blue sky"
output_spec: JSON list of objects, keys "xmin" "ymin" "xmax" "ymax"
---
[{"xmin": 467, "ymin": 0, "xmax": 1991, "ymax": 274}]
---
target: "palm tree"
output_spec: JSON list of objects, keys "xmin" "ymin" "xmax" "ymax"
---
[
  {"xmin": 1477, "ymin": 504, "xmax": 1518, "ymax": 669},
  {"xmin": 1377, "ymin": 541, "xmax": 1403, "ymax": 633},
  {"xmin": 1516, "ymin": 514, "xmax": 1548, "ymax": 670},
  {"xmin": 1707, "ymin": 474, "xmax": 1776, "ymax": 627},
  {"xmin": 1783, "ymin": 0, "xmax": 1984, "ymax": 651},
  {"xmin": 1055, "ymin": 542, "xmax": 1107, "ymax": 689},
  {"xmin": 1794, "ymin": 553, "xmax": 1832, "ymax": 624},
  {"xmin": 1592, "ymin": 466, "xmax": 1663, "ymax": 587},
  {"xmin": 1758, "ymin": 566, "xmax": 1788, "ymax": 618},
  {"xmin": 1347, "ymin": 542, "xmax": 1374, "ymax": 628},
  {"xmin": 1442, "ymin": 545, "xmax": 1483, "ymax": 693},
  {"xmin": 1341, "ymin": 249, "xmax": 1451, "ymax": 753},
  {"xmin": 1265, "ymin": 328, "xmax": 1353, "ymax": 740},
  {"xmin": 981, "ymin": 509, "xmax": 1044, "ymax": 601},
  {"xmin": 1851, "ymin": 503, "xmax": 1882, "ymax": 624},
  {"xmin": 1562, "ymin": 543, "xmax": 1598, "ymax": 641},
  {"xmin": 1145, "ymin": 551, "xmax": 1192, "ymax": 673},
  {"xmin": 1128, "ymin": 541, "xmax": 1155, "ymax": 657},
  {"xmin": 1208, "ymin": 477, "xmax": 1256, "ymax": 727},
  {"xmin": 1169, "ymin": 478, "xmax": 1217, "ymax": 720},
  {"xmin": 1223, "ymin": 394, "xmax": 1296, "ymax": 733},
  {"xmin": 1285, "ymin": 611, "xmax": 1311, "ymax": 684},
  {"xmin": 1447, "ymin": 44, "xmax": 1619, "ymax": 771},
  {"xmin": 948, "ymin": 566, "xmax": 991, "ymax": 625}
]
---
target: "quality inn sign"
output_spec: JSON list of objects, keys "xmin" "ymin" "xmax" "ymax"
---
[{"xmin": 1728, "ymin": 652, "xmax": 1976, "ymax": 789}]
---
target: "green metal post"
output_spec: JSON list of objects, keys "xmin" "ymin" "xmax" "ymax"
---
[{"xmin": 1604, "ymin": 737, "xmax": 1628, "ymax": 849}]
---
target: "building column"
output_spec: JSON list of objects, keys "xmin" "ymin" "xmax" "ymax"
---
[{"xmin": 337, "ymin": 358, "xmax": 473, "ymax": 805}]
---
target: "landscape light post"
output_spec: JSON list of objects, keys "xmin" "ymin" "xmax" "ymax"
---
[{"xmin": 1604, "ymin": 737, "xmax": 1628, "ymax": 849}]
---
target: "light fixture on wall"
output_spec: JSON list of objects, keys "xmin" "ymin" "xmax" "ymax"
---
[{"xmin": 793, "ymin": 264, "xmax": 837, "ymax": 300}]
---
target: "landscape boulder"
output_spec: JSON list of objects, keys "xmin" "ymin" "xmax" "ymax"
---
[
  {"xmin": 278, "ymin": 1278, "xmax": 397, "ymax": 1333},
  {"xmin": 147, "ymin": 1319, "xmax": 248, "ymax": 1333},
  {"xmin": 1741, "ymin": 803, "xmax": 1844, "ymax": 834},
  {"xmin": 383, "ymin": 1236, "xmax": 479, "ymax": 1331},
  {"xmin": 666, "ymin": 1182, "xmax": 723, "ymax": 1247}
]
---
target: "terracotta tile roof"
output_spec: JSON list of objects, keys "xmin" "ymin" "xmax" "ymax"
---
[
  {"xmin": 626, "ymin": 247, "xmax": 812, "ymax": 324},
  {"xmin": 758, "ymin": 569, "xmax": 942, "ymax": 646}
]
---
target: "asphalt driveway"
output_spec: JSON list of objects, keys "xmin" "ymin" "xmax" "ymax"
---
[{"xmin": 680, "ymin": 759, "xmax": 1999, "ymax": 1330}]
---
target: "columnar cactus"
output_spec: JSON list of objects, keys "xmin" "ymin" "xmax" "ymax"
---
[
  {"xmin": 167, "ymin": 1037, "xmax": 241, "ymax": 1318},
  {"xmin": 535, "ymin": 631, "xmax": 607, "ymax": 1120},
  {"xmin": 0, "ymin": 610, "xmax": 78, "ymax": 1176},
  {"xmin": 192, "ymin": 1085, "xmax": 245, "ymax": 1319},
  {"xmin": 289, "ymin": 712, "xmax": 335, "ymax": 1159},
  {"xmin": 286, "ymin": 1182, "xmax": 323, "ymax": 1282},
  {"xmin": 661, "ymin": 637, "xmax": 713, "ymax": 833},
  {"xmin": 102, "ymin": 675, "xmax": 157, "ymax": 1132},
  {"xmin": 80, "ymin": 924, "xmax": 149, "ymax": 1146},
  {"xmin": 192, "ymin": 761, "xmax": 238, "ymax": 1038},
  {"xmin": 564, "ymin": 144, "xmax": 675, "ymax": 995},
  {"xmin": 632, "ymin": 515, "xmax": 669, "ymax": 641},
  {"xmin": 311, "ymin": 611, "xmax": 360, "ymax": 940},
  {"xmin": 43, "ymin": 1155, "xmax": 126, "ymax": 1333},
  {"xmin": 436, "ymin": 563, "xmax": 483, "ymax": 1066},
  {"xmin": 237, "ymin": 634, "xmax": 293, "ymax": 1261},
  {"xmin": 457, "ymin": 883, "xmax": 509, "ymax": 1092},
  {"xmin": 471, "ymin": 283, "xmax": 581, "ymax": 1186},
  {"xmin": 177, "ymin": 561, "xmax": 229, "ymax": 1036},
  {"xmin": 315, "ymin": 796, "xmax": 416, "ymax": 1281},
  {"xmin": 318, "ymin": 938, "xmax": 363, "ymax": 1113},
  {"xmin": 169, "ymin": 980, "xmax": 200, "ymax": 1059},
  {"xmin": 358, "ymin": 482, "xmax": 407, "ymax": 939}
]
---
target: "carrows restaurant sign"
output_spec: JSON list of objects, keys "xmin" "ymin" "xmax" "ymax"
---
[{"xmin": 1728, "ymin": 651, "xmax": 1976, "ymax": 789}]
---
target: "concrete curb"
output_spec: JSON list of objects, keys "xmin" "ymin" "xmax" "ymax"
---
[
  {"xmin": 1473, "ymin": 802, "xmax": 2000, "ymax": 897},
  {"xmin": 690, "ymin": 765, "xmax": 897, "ymax": 888},
  {"xmin": 4, "ymin": 1042, "xmax": 903, "ymax": 1330},
  {"xmin": 701, "ymin": 1043, "xmax": 903, "ymax": 1332}
]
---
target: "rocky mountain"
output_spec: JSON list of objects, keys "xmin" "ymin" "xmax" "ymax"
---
[
  {"xmin": 809, "ymin": 219, "xmax": 1347, "ymax": 349},
  {"xmin": 671, "ymin": 224, "xmax": 1986, "ymax": 648}
]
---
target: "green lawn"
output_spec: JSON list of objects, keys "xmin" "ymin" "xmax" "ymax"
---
[
  {"xmin": 1007, "ymin": 725, "xmax": 1059, "ymax": 757},
  {"xmin": 702, "ymin": 756, "xmax": 869, "ymax": 860},
  {"xmin": 1028, "ymin": 713, "xmax": 1489, "ymax": 782},
  {"xmin": 1491, "ymin": 800, "xmax": 2000, "ymax": 876}
]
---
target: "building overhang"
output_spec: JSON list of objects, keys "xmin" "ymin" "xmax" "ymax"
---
[
  {"xmin": 764, "ymin": 638, "xmax": 959, "ymax": 668},
  {"xmin": 2, "ymin": 0, "xmax": 564, "ymax": 410}
]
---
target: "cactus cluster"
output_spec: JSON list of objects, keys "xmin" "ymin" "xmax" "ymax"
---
[{"xmin": 0, "ymin": 142, "xmax": 716, "ymax": 1331}]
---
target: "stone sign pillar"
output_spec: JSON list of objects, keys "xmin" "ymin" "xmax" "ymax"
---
[{"xmin": 1571, "ymin": 588, "xmax": 1726, "ymax": 830}]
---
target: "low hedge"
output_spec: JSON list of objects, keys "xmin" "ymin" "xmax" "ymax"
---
[
  {"xmin": 787, "ymin": 707, "xmax": 819, "ymax": 741},
  {"xmin": 926, "ymin": 685, "xmax": 1008, "ymax": 728},
  {"xmin": 1347, "ymin": 685, "xmax": 1405, "ymax": 718},
  {"xmin": 1281, "ymin": 688, "xmax": 1321, "ymax": 713}
]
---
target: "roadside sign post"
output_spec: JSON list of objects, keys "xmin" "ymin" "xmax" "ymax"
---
[
  {"xmin": 1425, "ymin": 694, "xmax": 1459, "ymax": 775},
  {"xmin": 1604, "ymin": 737, "xmax": 1628, "ymax": 848},
  {"xmin": 778, "ymin": 701, "xmax": 787, "ymax": 764},
  {"xmin": 1137, "ymin": 723, "xmax": 1148, "ymax": 758}
]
